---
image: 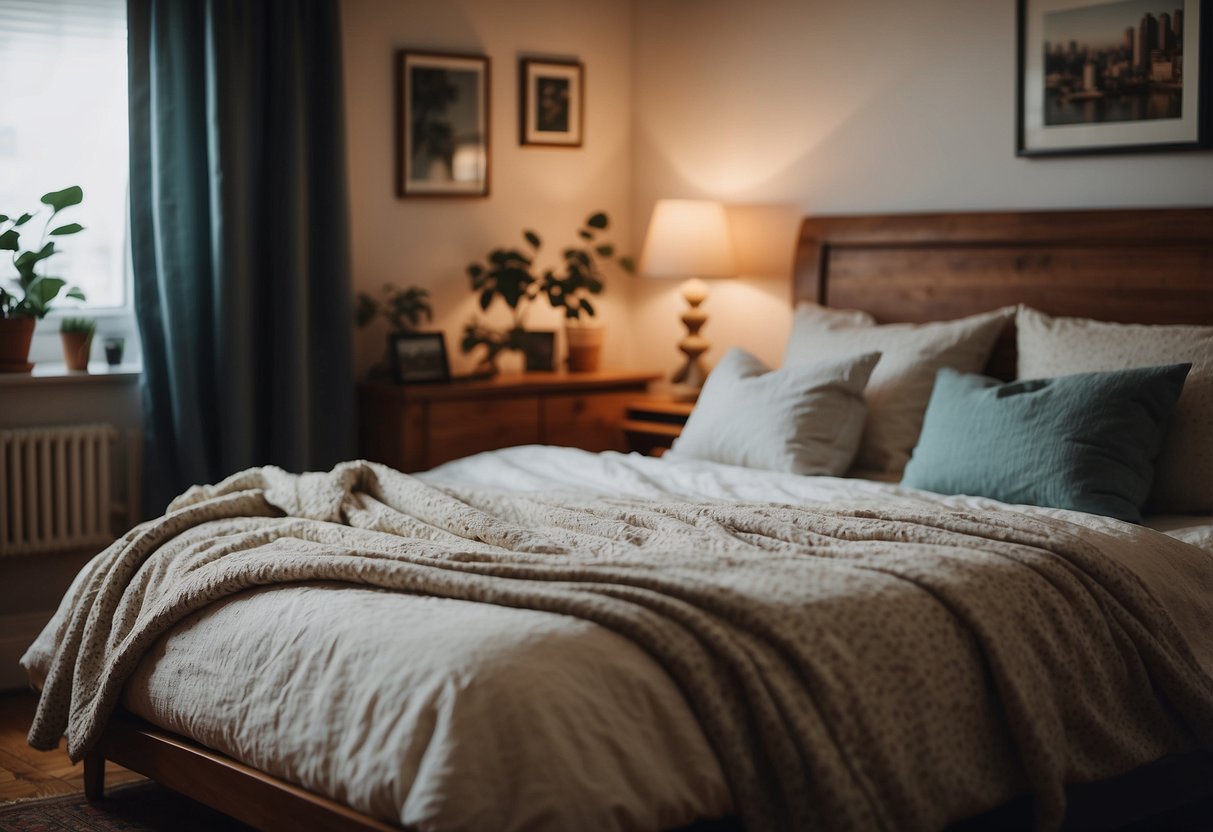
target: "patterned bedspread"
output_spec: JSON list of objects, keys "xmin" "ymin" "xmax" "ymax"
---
[{"xmin": 25, "ymin": 460, "xmax": 1213, "ymax": 831}]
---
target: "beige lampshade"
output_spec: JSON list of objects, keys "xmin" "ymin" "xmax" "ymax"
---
[{"xmin": 639, "ymin": 199, "xmax": 736, "ymax": 278}]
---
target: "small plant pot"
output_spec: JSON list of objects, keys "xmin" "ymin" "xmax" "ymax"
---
[
  {"xmin": 104, "ymin": 336, "xmax": 125, "ymax": 366},
  {"xmin": 61, "ymin": 331, "xmax": 93, "ymax": 371},
  {"xmin": 0, "ymin": 317, "xmax": 37, "ymax": 373},
  {"xmin": 565, "ymin": 324, "xmax": 604, "ymax": 373}
]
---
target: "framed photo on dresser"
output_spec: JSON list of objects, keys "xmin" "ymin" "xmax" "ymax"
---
[
  {"xmin": 1017, "ymin": 0, "xmax": 1210, "ymax": 155},
  {"xmin": 390, "ymin": 332, "xmax": 451, "ymax": 384}
]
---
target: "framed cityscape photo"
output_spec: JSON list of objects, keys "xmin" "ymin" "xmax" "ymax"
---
[
  {"xmin": 519, "ymin": 59, "xmax": 583, "ymax": 147},
  {"xmin": 397, "ymin": 51, "xmax": 490, "ymax": 196},
  {"xmin": 390, "ymin": 332, "xmax": 451, "ymax": 384},
  {"xmin": 1017, "ymin": 0, "xmax": 1209, "ymax": 155}
]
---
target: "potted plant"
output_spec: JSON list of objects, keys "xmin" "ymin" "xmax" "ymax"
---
[
  {"xmin": 60, "ymin": 317, "xmax": 95, "ymax": 371},
  {"xmin": 355, "ymin": 283, "xmax": 435, "ymax": 380},
  {"xmin": 0, "ymin": 186, "xmax": 87, "ymax": 373},
  {"xmin": 463, "ymin": 211, "xmax": 632, "ymax": 374}
]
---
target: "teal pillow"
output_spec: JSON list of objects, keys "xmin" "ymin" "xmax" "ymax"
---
[{"xmin": 902, "ymin": 364, "xmax": 1191, "ymax": 523}]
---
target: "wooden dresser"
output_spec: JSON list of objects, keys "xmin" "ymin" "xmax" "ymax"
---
[{"xmin": 358, "ymin": 371, "xmax": 659, "ymax": 473}]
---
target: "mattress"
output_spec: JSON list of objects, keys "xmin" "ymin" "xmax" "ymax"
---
[{"xmin": 22, "ymin": 447, "xmax": 1213, "ymax": 831}]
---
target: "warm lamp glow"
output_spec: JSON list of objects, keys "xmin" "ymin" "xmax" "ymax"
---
[
  {"xmin": 639, "ymin": 199, "xmax": 736, "ymax": 397},
  {"xmin": 639, "ymin": 199, "xmax": 736, "ymax": 279}
]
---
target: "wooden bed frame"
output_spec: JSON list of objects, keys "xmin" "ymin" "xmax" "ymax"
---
[{"xmin": 82, "ymin": 206, "xmax": 1213, "ymax": 831}]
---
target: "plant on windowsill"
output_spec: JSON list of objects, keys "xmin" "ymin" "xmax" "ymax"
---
[
  {"xmin": 59, "ymin": 317, "xmax": 95, "ymax": 372},
  {"xmin": 462, "ymin": 211, "xmax": 633, "ymax": 375},
  {"xmin": 0, "ymin": 186, "xmax": 87, "ymax": 373},
  {"xmin": 355, "ymin": 283, "xmax": 434, "ymax": 380}
]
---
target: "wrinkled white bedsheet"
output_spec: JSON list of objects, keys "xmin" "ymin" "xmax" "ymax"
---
[{"xmin": 22, "ymin": 447, "xmax": 1213, "ymax": 831}]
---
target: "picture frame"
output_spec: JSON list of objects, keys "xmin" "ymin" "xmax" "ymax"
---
[
  {"xmin": 390, "ymin": 332, "xmax": 451, "ymax": 384},
  {"xmin": 519, "ymin": 330, "xmax": 556, "ymax": 372},
  {"xmin": 396, "ymin": 51, "xmax": 490, "ymax": 197},
  {"xmin": 519, "ymin": 59, "xmax": 584, "ymax": 147},
  {"xmin": 1017, "ymin": 0, "xmax": 1210, "ymax": 156}
]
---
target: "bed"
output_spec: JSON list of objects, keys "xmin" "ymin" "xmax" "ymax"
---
[{"xmin": 20, "ymin": 206, "xmax": 1213, "ymax": 831}]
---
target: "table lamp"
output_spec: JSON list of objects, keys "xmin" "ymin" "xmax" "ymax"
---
[{"xmin": 639, "ymin": 199, "xmax": 736, "ymax": 396}]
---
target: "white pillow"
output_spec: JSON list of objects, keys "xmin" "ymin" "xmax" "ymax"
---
[
  {"xmin": 784, "ymin": 303, "xmax": 1012, "ymax": 475},
  {"xmin": 1016, "ymin": 306, "xmax": 1213, "ymax": 514},
  {"xmin": 669, "ymin": 348, "xmax": 881, "ymax": 475}
]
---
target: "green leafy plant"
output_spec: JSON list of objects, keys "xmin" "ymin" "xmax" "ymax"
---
[
  {"xmin": 459, "ymin": 321, "xmax": 522, "ymax": 371},
  {"xmin": 355, "ymin": 284, "xmax": 433, "ymax": 334},
  {"xmin": 462, "ymin": 212, "xmax": 633, "ymax": 363},
  {"xmin": 467, "ymin": 211, "xmax": 633, "ymax": 325},
  {"xmin": 59, "ymin": 316, "xmax": 96, "ymax": 335},
  {"xmin": 0, "ymin": 186, "xmax": 87, "ymax": 319}
]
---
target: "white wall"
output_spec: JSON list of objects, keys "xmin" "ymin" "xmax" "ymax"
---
[
  {"xmin": 342, "ymin": 0, "xmax": 636, "ymax": 377},
  {"xmin": 630, "ymin": 0, "xmax": 1213, "ymax": 370}
]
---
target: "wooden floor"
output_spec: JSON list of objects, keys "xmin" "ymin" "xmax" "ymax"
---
[{"xmin": 0, "ymin": 689, "xmax": 144, "ymax": 803}]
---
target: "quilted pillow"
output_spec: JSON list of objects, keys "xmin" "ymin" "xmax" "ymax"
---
[
  {"xmin": 669, "ymin": 348, "xmax": 881, "ymax": 475},
  {"xmin": 1016, "ymin": 307, "xmax": 1213, "ymax": 514},
  {"xmin": 784, "ymin": 304, "xmax": 1012, "ymax": 475}
]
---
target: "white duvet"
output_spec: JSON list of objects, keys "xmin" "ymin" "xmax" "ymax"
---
[{"xmin": 21, "ymin": 447, "xmax": 1213, "ymax": 831}]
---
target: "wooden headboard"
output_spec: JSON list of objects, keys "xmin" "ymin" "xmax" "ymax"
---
[{"xmin": 792, "ymin": 207, "xmax": 1213, "ymax": 376}]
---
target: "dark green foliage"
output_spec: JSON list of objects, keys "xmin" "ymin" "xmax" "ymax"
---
[
  {"xmin": 460, "ymin": 212, "xmax": 633, "ymax": 364},
  {"xmin": 40, "ymin": 186, "xmax": 83, "ymax": 212},
  {"xmin": 355, "ymin": 283, "xmax": 433, "ymax": 333},
  {"xmin": 464, "ymin": 211, "xmax": 632, "ymax": 332},
  {"xmin": 59, "ymin": 316, "xmax": 96, "ymax": 335},
  {"xmin": 0, "ymin": 187, "xmax": 87, "ymax": 319}
]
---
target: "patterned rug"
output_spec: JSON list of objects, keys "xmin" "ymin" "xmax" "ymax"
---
[{"xmin": 0, "ymin": 782, "xmax": 252, "ymax": 831}]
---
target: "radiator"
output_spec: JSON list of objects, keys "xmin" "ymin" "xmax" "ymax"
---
[{"xmin": 0, "ymin": 424, "xmax": 120, "ymax": 557}]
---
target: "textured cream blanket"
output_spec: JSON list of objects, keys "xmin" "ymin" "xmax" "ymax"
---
[{"xmin": 28, "ymin": 461, "xmax": 1213, "ymax": 831}]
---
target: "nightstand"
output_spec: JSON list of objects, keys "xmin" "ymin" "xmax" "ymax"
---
[
  {"xmin": 359, "ymin": 371, "xmax": 659, "ymax": 473},
  {"xmin": 621, "ymin": 396, "xmax": 697, "ymax": 456}
]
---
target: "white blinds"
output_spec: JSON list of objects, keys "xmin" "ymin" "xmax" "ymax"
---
[
  {"xmin": 1, "ymin": 0, "xmax": 124, "ymax": 39},
  {"xmin": 0, "ymin": 0, "xmax": 128, "ymax": 309}
]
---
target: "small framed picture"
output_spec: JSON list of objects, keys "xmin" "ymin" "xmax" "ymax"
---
[
  {"xmin": 519, "ymin": 330, "xmax": 556, "ymax": 371},
  {"xmin": 397, "ymin": 51, "xmax": 490, "ymax": 196},
  {"xmin": 1017, "ymin": 0, "xmax": 1209, "ymax": 156},
  {"xmin": 390, "ymin": 332, "xmax": 451, "ymax": 384},
  {"xmin": 519, "ymin": 59, "xmax": 583, "ymax": 147}
]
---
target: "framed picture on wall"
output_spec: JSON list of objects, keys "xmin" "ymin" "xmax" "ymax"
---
[
  {"xmin": 519, "ymin": 59, "xmax": 584, "ymax": 147},
  {"xmin": 1017, "ymin": 0, "xmax": 1210, "ymax": 155},
  {"xmin": 396, "ymin": 51, "xmax": 490, "ymax": 196},
  {"xmin": 390, "ymin": 332, "xmax": 451, "ymax": 384}
]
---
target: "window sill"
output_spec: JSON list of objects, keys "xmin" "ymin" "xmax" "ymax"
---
[{"xmin": 0, "ymin": 362, "xmax": 142, "ymax": 387}]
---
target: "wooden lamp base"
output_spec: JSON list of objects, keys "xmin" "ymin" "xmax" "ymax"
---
[{"xmin": 670, "ymin": 277, "xmax": 709, "ymax": 401}]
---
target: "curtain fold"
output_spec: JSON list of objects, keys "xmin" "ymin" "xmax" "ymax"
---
[{"xmin": 129, "ymin": 0, "xmax": 354, "ymax": 515}]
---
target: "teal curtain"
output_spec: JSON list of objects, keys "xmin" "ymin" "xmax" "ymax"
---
[{"xmin": 128, "ymin": 0, "xmax": 354, "ymax": 514}]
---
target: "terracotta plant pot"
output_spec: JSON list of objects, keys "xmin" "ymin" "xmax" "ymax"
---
[
  {"xmin": 565, "ymin": 324, "xmax": 604, "ymax": 373},
  {"xmin": 0, "ymin": 317, "xmax": 37, "ymax": 373},
  {"xmin": 61, "ymin": 331, "xmax": 93, "ymax": 371}
]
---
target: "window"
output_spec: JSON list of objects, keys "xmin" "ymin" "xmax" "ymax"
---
[{"xmin": 0, "ymin": 0, "xmax": 129, "ymax": 312}]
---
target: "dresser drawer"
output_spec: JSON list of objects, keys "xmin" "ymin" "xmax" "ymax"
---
[
  {"xmin": 426, "ymin": 397, "xmax": 541, "ymax": 467},
  {"xmin": 358, "ymin": 372, "xmax": 658, "ymax": 473},
  {"xmin": 542, "ymin": 392, "xmax": 634, "ymax": 452}
]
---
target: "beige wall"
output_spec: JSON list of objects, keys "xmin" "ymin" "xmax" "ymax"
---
[
  {"xmin": 630, "ymin": 0, "xmax": 1213, "ymax": 371},
  {"xmin": 342, "ymin": 0, "xmax": 636, "ymax": 377}
]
